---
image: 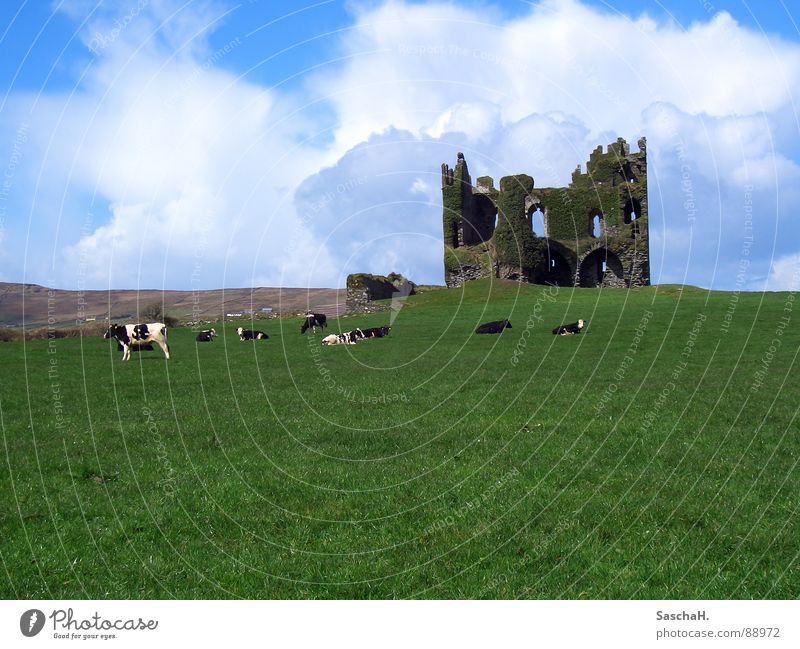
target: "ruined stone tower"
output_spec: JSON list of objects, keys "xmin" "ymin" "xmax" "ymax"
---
[{"xmin": 441, "ymin": 137, "xmax": 650, "ymax": 288}]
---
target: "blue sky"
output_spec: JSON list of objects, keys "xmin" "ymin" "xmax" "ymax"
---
[{"xmin": 1, "ymin": 0, "xmax": 799, "ymax": 290}]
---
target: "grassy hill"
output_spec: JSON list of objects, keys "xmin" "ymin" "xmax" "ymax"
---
[{"xmin": 0, "ymin": 279, "xmax": 797, "ymax": 598}]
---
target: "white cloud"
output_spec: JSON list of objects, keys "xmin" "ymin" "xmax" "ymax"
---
[
  {"xmin": 5, "ymin": 0, "xmax": 800, "ymax": 290},
  {"xmin": 8, "ymin": 0, "xmax": 334, "ymax": 289},
  {"xmin": 763, "ymin": 253, "xmax": 800, "ymax": 291},
  {"xmin": 319, "ymin": 0, "xmax": 800, "ymax": 149}
]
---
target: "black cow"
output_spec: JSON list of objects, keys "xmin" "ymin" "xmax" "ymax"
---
[
  {"xmin": 552, "ymin": 319, "xmax": 586, "ymax": 335},
  {"xmin": 237, "ymin": 327, "xmax": 268, "ymax": 341},
  {"xmin": 356, "ymin": 326, "xmax": 391, "ymax": 339},
  {"xmin": 300, "ymin": 312, "xmax": 327, "ymax": 334},
  {"xmin": 196, "ymin": 328, "xmax": 217, "ymax": 342},
  {"xmin": 475, "ymin": 319, "xmax": 512, "ymax": 334}
]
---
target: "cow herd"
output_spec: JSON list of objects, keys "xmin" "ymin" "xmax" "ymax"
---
[{"xmin": 103, "ymin": 311, "xmax": 585, "ymax": 361}]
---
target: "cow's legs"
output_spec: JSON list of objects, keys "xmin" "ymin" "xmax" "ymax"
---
[
  {"xmin": 156, "ymin": 339, "xmax": 170, "ymax": 359},
  {"xmin": 122, "ymin": 344, "xmax": 130, "ymax": 360}
]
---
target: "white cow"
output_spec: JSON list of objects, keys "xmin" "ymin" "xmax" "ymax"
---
[
  {"xmin": 322, "ymin": 332, "xmax": 357, "ymax": 346},
  {"xmin": 104, "ymin": 323, "xmax": 170, "ymax": 361}
]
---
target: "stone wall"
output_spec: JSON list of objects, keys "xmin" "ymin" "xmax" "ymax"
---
[
  {"xmin": 445, "ymin": 264, "xmax": 485, "ymax": 288},
  {"xmin": 345, "ymin": 273, "xmax": 416, "ymax": 312}
]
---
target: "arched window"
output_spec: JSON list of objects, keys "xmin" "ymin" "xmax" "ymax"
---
[
  {"xmin": 531, "ymin": 208, "xmax": 545, "ymax": 236},
  {"xmin": 623, "ymin": 198, "xmax": 641, "ymax": 224},
  {"xmin": 579, "ymin": 248, "xmax": 625, "ymax": 287},
  {"xmin": 589, "ymin": 209, "xmax": 603, "ymax": 238}
]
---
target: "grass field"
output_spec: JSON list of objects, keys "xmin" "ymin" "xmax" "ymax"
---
[{"xmin": 1, "ymin": 279, "xmax": 798, "ymax": 599}]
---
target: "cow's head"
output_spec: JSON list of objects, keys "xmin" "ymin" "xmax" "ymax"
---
[
  {"xmin": 577, "ymin": 319, "xmax": 585, "ymax": 329},
  {"xmin": 503, "ymin": 320, "xmax": 513, "ymax": 329},
  {"xmin": 300, "ymin": 318, "xmax": 311, "ymax": 334},
  {"xmin": 209, "ymin": 328, "xmax": 217, "ymax": 337},
  {"xmin": 103, "ymin": 325, "xmax": 120, "ymax": 339},
  {"xmin": 236, "ymin": 327, "xmax": 244, "ymax": 336}
]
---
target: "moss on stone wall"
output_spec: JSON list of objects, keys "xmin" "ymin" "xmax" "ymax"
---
[
  {"xmin": 493, "ymin": 174, "xmax": 547, "ymax": 274},
  {"xmin": 442, "ymin": 160, "xmax": 466, "ymax": 249},
  {"xmin": 440, "ymin": 137, "xmax": 649, "ymax": 287},
  {"xmin": 444, "ymin": 245, "xmax": 492, "ymax": 275},
  {"xmin": 537, "ymin": 183, "xmax": 647, "ymax": 244}
]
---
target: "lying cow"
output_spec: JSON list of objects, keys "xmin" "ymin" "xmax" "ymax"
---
[
  {"xmin": 322, "ymin": 332, "xmax": 357, "ymax": 345},
  {"xmin": 300, "ymin": 312, "xmax": 327, "ymax": 334},
  {"xmin": 552, "ymin": 319, "xmax": 586, "ymax": 335},
  {"xmin": 354, "ymin": 326, "xmax": 391, "ymax": 339},
  {"xmin": 196, "ymin": 328, "xmax": 217, "ymax": 342},
  {"xmin": 237, "ymin": 327, "xmax": 268, "ymax": 341},
  {"xmin": 475, "ymin": 319, "xmax": 512, "ymax": 334},
  {"xmin": 104, "ymin": 323, "xmax": 170, "ymax": 361}
]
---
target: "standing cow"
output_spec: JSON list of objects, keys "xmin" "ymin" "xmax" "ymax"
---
[
  {"xmin": 104, "ymin": 323, "xmax": 170, "ymax": 361},
  {"xmin": 301, "ymin": 312, "xmax": 327, "ymax": 334}
]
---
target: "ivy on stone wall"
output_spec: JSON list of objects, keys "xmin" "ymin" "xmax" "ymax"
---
[
  {"xmin": 440, "ymin": 138, "xmax": 650, "ymax": 287},
  {"xmin": 493, "ymin": 174, "xmax": 547, "ymax": 275}
]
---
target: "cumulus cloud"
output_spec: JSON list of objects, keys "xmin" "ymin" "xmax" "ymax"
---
[
  {"xmin": 763, "ymin": 253, "xmax": 800, "ymax": 291},
  {"xmin": 6, "ymin": 0, "xmax": 333, "ymax": 289},
  {"xmin": 308, "ymin": 0, "xmax": 800, "ymax": 289},
  {"xmin": 3, "ymin": 0, "xmax": 800, "ymax": 290}
]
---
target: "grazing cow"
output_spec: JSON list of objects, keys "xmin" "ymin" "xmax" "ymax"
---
[
  {"xmin": 322, "ymin": 331, "xmax": 357, "ymax": 346},
  {"xmin": 196, "ymin": 328, "xmax": 217, "ymax": 342},
  {"xmin": 237, "ymin": 327, "xmax": 268, "ymax": 341},
  {"xmin": 300, "ymin": 312, "xmax": 327, "ymax": 334},
  {"xmin": 104, "ymin": 323, "xmax": 170, "ymax": 361},
  {"xmin": 354, "ymin": 326, "xmax": 391, "ymax": 339},
  {"xmin": 475, "ymin": 319, "xmax": 513, "ymax": 334},
  {"xmin": 552, "ymin": 319, "xmax": 586, "ymax": 335}
]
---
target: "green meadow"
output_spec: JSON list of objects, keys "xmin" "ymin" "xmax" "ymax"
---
[{"xmin": 0, "ymin": 280, "xmax": 797, "ymax": 599}]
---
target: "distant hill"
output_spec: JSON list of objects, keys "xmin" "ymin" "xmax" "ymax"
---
[{"xmin": 0, "ymin": 282, "xmax": 346, "ymax": 328}]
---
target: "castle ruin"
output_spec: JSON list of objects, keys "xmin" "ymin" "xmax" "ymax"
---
[{"xmin": 441, "ymin": 137, "xmax": 649, "ymax": 288}]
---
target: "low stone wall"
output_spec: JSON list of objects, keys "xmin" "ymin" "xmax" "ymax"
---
[
  {"xmin": 346, "ymin": 273, "xmax": 416, "ymax": 312},
  {"xmin": 446, "ymin": 264, "xmax": 485, "ymax": 288}
]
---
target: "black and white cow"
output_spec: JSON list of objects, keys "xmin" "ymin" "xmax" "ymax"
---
[
  {"xmin": 552, "ymin": 319, "xmax": 586, "ymax": 335},
  {"xmin": 237, "ymin": 327, "xmax": 268, "ymax": 341},
  {"xmin": 322, "ymin": 331, "xmax": 357, "ymax": 345},
  {"xmin": 475, "ymin": 319, "xmax": 512, "ymax": 334},
  {"xmin": 104, "ymin": 323, "xmax": 170, "ymax": 361},
  {"xmin": 300, "ymin": 312, "xmax": 327, "ymax": 334},
  {"xmin": 353, "ymin": 326, "xmax": 391, "ymax": 339},
  {"xmin": 196, "ymin": 328, "xmax": 217, "ymax": 342}
]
